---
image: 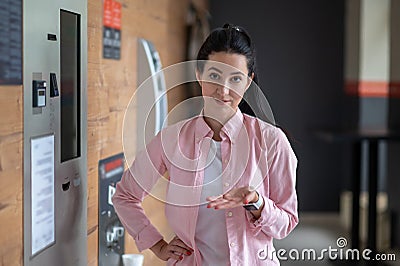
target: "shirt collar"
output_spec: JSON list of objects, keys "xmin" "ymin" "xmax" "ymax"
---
[
  {"xmin": 221, "ymin": 109, "xmax": 244, "ymax": 142},
  {"xmin": 194, "ymin": 109, "xmax": 244, "ymax": 142},
  {"xmin": 194, "ymin": 111, "xmax": 213, "ymax": 141}
]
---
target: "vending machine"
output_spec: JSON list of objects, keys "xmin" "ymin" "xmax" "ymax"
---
[
  {"xmin": 98, "ymin": 153, "xmax": 125, "ymax": 266},
  {"xmin": 23, "ymin": 0, "xmax": 87, "ymax": 265}
]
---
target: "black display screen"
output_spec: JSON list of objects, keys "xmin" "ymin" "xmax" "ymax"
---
[{"xmin": 60, "ymin": 10, "xmax": 81, "ymax": 162}]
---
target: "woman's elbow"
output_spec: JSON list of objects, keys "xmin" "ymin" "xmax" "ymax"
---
[{"xmin": 274, "ymin": 213, "xmax": 299, "ymax": 240}]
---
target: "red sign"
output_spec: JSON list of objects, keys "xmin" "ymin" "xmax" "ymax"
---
[
  {"xmin": 112, "ymin": 0, "xmax": 121, "ymax": 30},
  {"xmin": 103, "ymin": 0, "xmax": 121, "ymax": 30},
  {"xmin": 104, "ymin": 158, "xmax": 123, "ymax": 173}
]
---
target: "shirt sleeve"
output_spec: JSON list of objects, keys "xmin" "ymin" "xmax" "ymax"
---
[
  {"xmin": 112, "ymin": 132, "xmax": 167, "ymax": 251},
  {"xmin": 245, "ymin": 127, "xmax": 299, "ymax": 239}
]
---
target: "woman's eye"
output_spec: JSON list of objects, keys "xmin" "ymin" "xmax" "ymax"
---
[
  {"xmin": 231, "ymin": 76, "xmax": 242, "ymax": 83},
  {"xmin": 209, "ymin": 73, "xmax": 220, "ymax": 80}
]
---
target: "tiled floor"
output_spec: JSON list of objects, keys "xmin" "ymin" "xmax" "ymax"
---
[{"xmin": 273, "ymin": 213, "xmax": 400, "ymax": 266}]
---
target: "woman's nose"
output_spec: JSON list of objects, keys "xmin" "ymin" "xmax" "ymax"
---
[{"xmin": 216, "ymin": 85, "xmax": 229, "ymax": 95}]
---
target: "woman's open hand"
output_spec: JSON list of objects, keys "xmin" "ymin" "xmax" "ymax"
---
[
  {"xmin": 206, "ymin": 186, "xmax": 258, "ymax": 209},
  {"xmin": 150, "ymin": 236, "xmax": 193, "ymax": 261}
]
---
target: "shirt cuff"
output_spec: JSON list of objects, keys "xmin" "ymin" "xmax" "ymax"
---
[
  {"xmin": 245, "ymin": 196, "xmax": 278, "ymax": 229},
  {"xmin": 135, "ymin": 222, "xmax": 164, "ymax": 252}
]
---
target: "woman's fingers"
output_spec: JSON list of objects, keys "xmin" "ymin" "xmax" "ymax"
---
[
  {"xmin": 166, "ymin": 237, "xmax": 193, "ymax": 261},
  {"xmin": 207, "ymin": 197, "xmax": 241, "ymax": 209},
  {"xmin": 167, "ymin": 250, "xmax": 183, "ymax": 261},
  {"xmin": 207, "ymin": 187, "xmax": 258, "ymax": 209},
  {"xmin": 172, "ymin": 238, "xmax": 193, "ymax": 253},
  {"xmin": 207, "ymin": 197, "xmax": 229, "ymax": 207},
  {"xmin": 206, "ymin": 194, "xmax": 223, "ymax": 201},
  {"xmin": 212, "ymin": 201, "xmax": 242, "ymax": 209},
  {"xmin": 168, "ymin": 245, "xmax": 190, "ymax": 257}
]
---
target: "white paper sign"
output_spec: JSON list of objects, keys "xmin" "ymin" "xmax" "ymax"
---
[{"xmin": 31, "ymin": 134, "xmax": 55, "ymax": 256}]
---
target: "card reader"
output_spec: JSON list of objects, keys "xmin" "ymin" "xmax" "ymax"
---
[{"xmin": 33, "ymin": 80, "xmax": 46, "ymax": 107}]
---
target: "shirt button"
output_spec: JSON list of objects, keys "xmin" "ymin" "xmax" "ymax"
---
[
  {"xmin": 230, "ymin": 243, "xmax": 235, "ymax": 247},
  {"xmin": 224, "ymin": 182, "xmax": 229, "ymax": 187},
  {"xmin": 227, "ymin": 211, "xmax": 233, "ymax": 217},
  {"xmin": 224, "ymin": 159, "xmax": 228, "ymax": 164}
]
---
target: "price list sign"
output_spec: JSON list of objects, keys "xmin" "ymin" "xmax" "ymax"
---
[
  {"xmin": 31, "ymin": 134, "xmax": 55, "ymax": 256},
  {"xmin": 103, "ymin": 0, "xmax": 121, "ymax": 60}
]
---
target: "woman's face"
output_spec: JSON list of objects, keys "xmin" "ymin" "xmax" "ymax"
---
[{"xmin": 197, "ymin": 52, "xmax": 253, "ymax": 117}]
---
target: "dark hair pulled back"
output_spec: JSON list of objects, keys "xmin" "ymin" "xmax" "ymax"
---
[
  {"xmin": 196, "ymin": 23, "xmax": 257, "ymax": 83},
  {"xmin": 196, "ymin": 24, "xmax": 294, "ymax": 142}
]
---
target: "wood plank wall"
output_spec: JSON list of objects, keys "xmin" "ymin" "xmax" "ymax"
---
[
  {"xmin": 87, "ymin": 0, "xmax": 208, "ymax": 265},
  {"xmin": 0, "ymin": 85, "xmax": 23, "ymax": 265},
  {"xmin": 0, "ymin": 0, "xmax": 207, "ymax": 265}
]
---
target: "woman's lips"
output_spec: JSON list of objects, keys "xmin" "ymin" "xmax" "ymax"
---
[{"xmin": 214, "ymin": 98, "xmax": 231, "ymax": 105}]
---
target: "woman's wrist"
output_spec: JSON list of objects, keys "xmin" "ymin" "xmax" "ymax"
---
[
  {"xmin": 248, "ymin": 192, "xmax": 265, "ymax": 219},
  {"xmin": 243, "ymin": 191, "xmax": 264, "ymax": 210}
]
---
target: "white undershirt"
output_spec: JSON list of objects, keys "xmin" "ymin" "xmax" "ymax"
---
[{"xmin": 195, "ymin": 140, "xmax": 230, "ymax": 266}]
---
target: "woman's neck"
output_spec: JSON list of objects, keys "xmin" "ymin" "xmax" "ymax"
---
[
  {"xmin": 204, "ymin": 117, "xmax": 223, "ymax": 141},
  {"xmin": 203, "ymin": 106, "xmax": 237, "ymax": 141}
]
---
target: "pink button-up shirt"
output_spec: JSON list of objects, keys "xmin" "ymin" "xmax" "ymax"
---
[{"xmin": 112, "ymin": 110, "xmax": 298, "ymax": 265}]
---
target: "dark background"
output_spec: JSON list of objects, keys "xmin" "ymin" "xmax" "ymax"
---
[{"xmin": 210, "ymin": 0, "xmax": 346, "ymax": 212}]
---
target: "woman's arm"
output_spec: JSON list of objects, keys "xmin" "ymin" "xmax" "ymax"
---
[
  {"xmin": 203, "ymin": 127, "xmax": 298, "ymax": 239},
  {"xmin": 245, "ymin": 128, "xmax": 298, "ymax": 239},
  {"xmin": 112, "ymin": 132, "xmax": 167, "ymax": 251}
]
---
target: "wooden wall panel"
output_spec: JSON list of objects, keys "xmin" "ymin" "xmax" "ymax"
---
[
  {"xmin": 0, "ymin": 85, "xmax": 23, "ymax": 265},
  {"xmin": 0, "ymin": 1, "xmax": 207, "ymax": 265},
  {"xmin": 87, "ymin": 0, "xmax": 208, "ymax": 265}
]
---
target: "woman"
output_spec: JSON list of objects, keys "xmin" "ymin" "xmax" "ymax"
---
[{"xmin": 113, "ymin": 24, "xmax": 298, "ymax": 265}]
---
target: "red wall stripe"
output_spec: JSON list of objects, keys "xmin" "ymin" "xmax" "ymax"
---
[{"xmin": 345, "ymin": 80, "xmax": 400, "ymax": 98}]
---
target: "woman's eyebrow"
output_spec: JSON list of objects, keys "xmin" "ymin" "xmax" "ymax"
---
[
  {"xmin": 207, "ymin": 67, "xmax": 245, "ymax": 76},
  {"xmin": 207, "ymin": 66, "xmax": 223, "ymax": 73},
  {"xmin": 230, "ymin": 71, "xmax": 245, "ymax": 76}
]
